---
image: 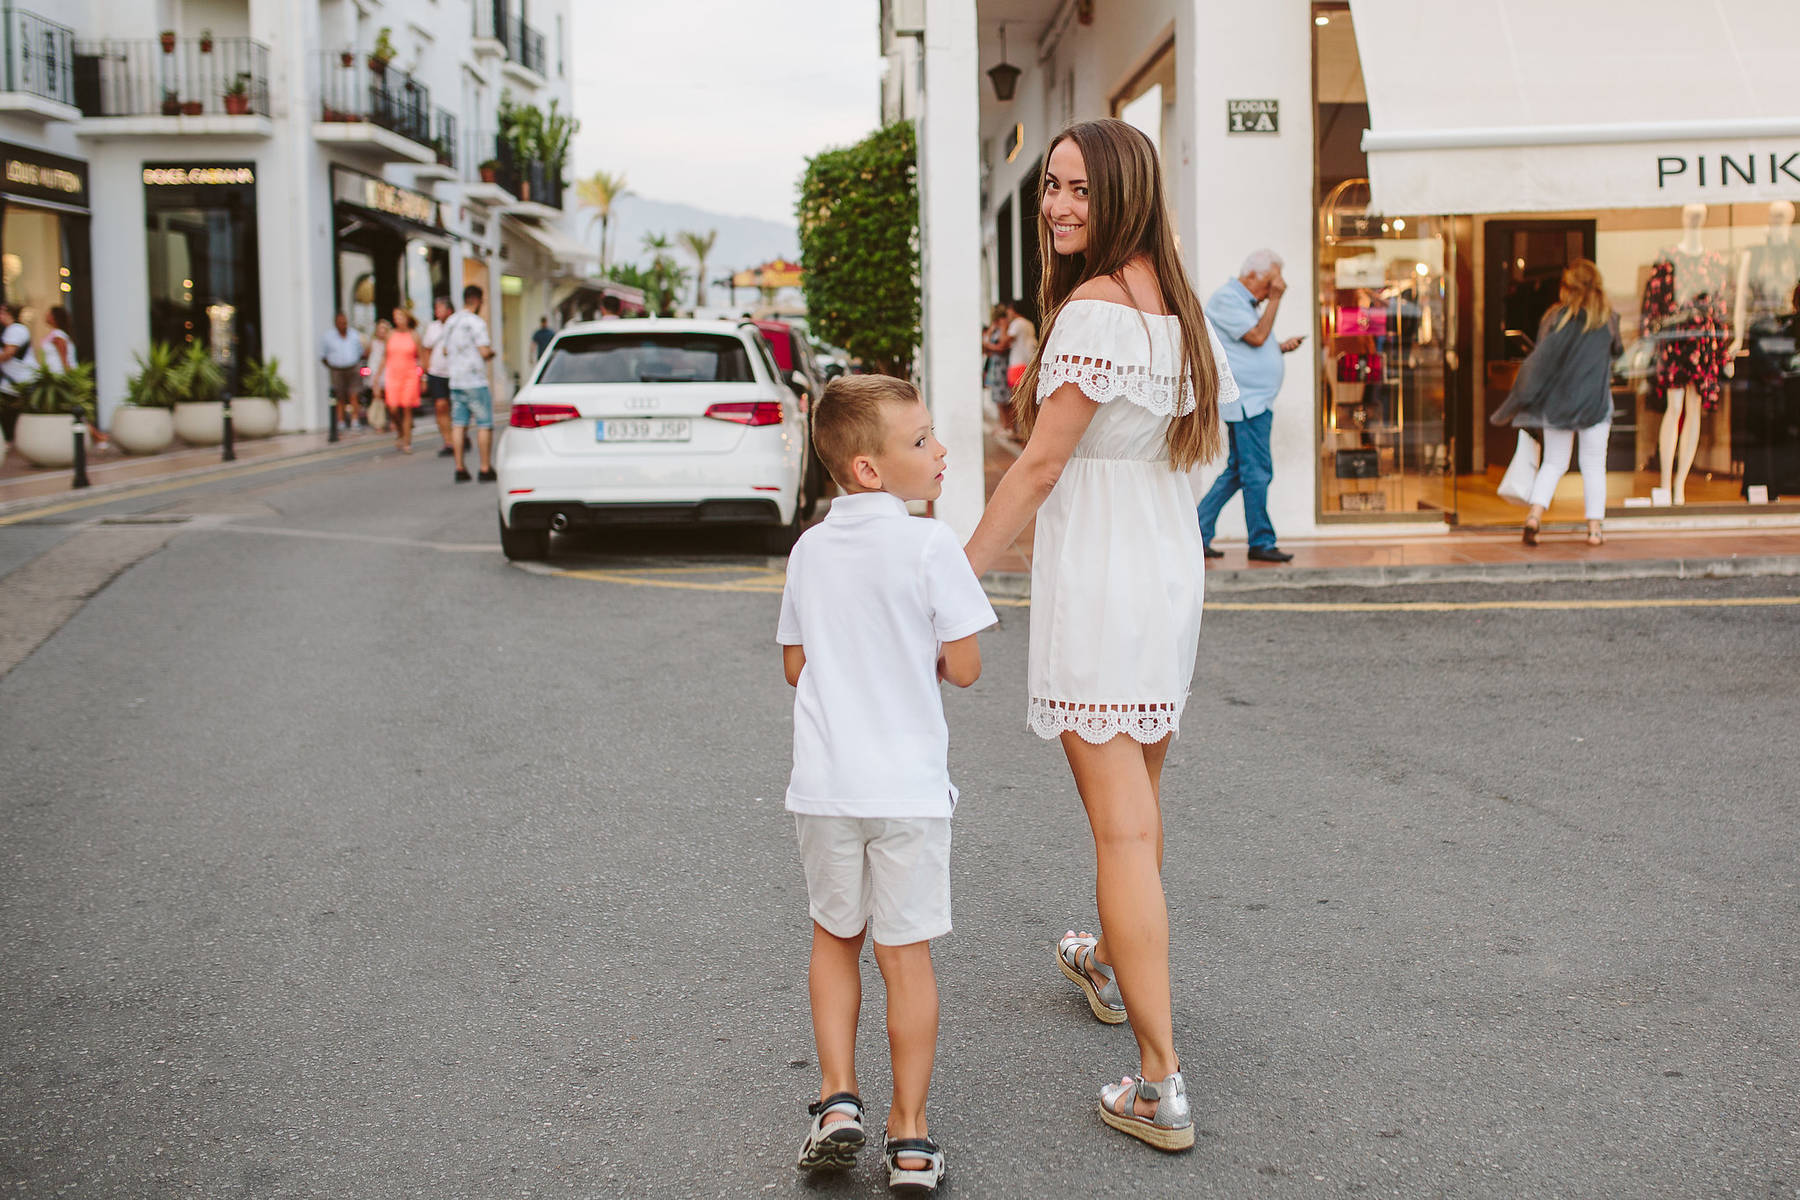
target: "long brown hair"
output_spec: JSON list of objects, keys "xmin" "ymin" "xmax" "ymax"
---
[
  {"xmin": 1551, "ymin": 259, "xmax": 1609, "ymax": 333},
  {"xmin": 1010, "ymin": 119, "xmax": 1222, "ymax": 469}
]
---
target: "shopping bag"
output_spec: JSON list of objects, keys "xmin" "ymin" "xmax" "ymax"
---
[{"xmin": 1496, "ymin": 431, "xmax": 1539, "ymax": 506}]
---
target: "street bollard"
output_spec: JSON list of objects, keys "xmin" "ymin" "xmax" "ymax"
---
[
  {"xmin": 328, "ymin": 397, "xmax": 339, "ymax": 443},
  {"xmin": 221, "ymin": 396, "xmax": 236, "ymax": 462},
  {"xmin": 71, "ymin": 420, "xmax": 90, "ymax": 489}
]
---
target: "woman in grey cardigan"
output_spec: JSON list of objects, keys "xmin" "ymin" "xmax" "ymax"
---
[{"xmin": 1492, "ymin": 259, "xmax": 1622, "ymax": 546}]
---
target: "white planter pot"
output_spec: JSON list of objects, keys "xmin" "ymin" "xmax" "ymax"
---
[
  {"xmin": 11, "ymin": 412, "xmax": 77, "ymax": 467},
  {"xmin": 173, "ymin": 400, "xmax": 224, "ymax": 445},
  {"xmin": 110, "ymin": 406, "xmax": 175, "ymax": 455},
  {"xmin": 275, "ymin": 397, "xmax": 304, "ymax": 433},
  {"xmin": 231, "ymin": 397, "xmax": 279, "ymax": 438}
]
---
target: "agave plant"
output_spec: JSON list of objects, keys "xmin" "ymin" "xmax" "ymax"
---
[
  {"xmin": 171, "ymin": 342, "xmax": 225, "ymax": 404},
  {"xmin": 124, "ymin": 342, "xmax": 183, "ymax": 408},
  {"xmin": 18, "ymin": 363, "xmax": 97, "ymax": 422},
  {"xmin": 239, "ymin": 357, "xmax": 291, "ymax": 401}
]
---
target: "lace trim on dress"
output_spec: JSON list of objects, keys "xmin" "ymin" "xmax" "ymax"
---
[
  {"xmin": 1037, "ymin": 355, "xmax": 1196, "ymax": 417},
  {"xmin": 1027, "ymin": 696, "xmax": 1185, "ymax": 745}
]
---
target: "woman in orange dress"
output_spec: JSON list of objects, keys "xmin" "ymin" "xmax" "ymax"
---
[{"xmin": 383, "ymin": 307, "xmax": 423, "ymax": 452}]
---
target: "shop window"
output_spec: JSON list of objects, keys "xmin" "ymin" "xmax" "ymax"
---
[{"xmin": 144, "ymin": 163, "xmax": 261, "ymax": 388}]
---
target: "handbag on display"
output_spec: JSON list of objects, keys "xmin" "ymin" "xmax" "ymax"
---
[
  {"xmin": 1335, "ymin": 306, "xmax": 1389, "ymax": 337},
  {"xmin": 1496, "ymin": 430, "xmax": 1540, "ymax": 505},
  {"xmin": 1335, "ymin": 352, "xmax": 1385, "ymax": 384},
  {"xmin": 1334, "ymin": 448, "xmax": 1380, "ymax": 479}
]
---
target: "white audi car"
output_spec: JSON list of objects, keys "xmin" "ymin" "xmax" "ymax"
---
[{"xmin": 494, "ymin": 319, "xmax": 822, "ymax": 560}]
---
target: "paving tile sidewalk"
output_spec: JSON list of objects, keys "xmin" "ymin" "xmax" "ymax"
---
[{"xmin": 980, "ymin": 427, "xmax": 1800, "ymax": 594}]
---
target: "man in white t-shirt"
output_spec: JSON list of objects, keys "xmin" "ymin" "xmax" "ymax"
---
[
  {"xmin": 776, "ymin": 374, "xmax": 995, "ymax": 1188},
  {"xmin": 440, "ymin": 284, "xmax": 497, "ymax": 482},
  {"xmin": 0, "ymin": 301, "xmax": 35, "ymax": 443}
]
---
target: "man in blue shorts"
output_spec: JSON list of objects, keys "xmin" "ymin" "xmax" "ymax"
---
[{"xmin": 441, "ymin": 284, "xmax": 497, "ymax": 482}]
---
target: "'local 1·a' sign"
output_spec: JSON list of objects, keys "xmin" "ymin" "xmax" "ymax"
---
[{"xmin": 1227, "ymin": 100, "xmax": 1279, "ymax": 135}]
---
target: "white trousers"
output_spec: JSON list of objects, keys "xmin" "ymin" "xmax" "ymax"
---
[{"xmin": 1527, "ymin": 420, "xmax": 1611, "ymax": 521}]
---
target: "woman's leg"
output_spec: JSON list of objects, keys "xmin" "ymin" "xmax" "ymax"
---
[
  {"xmin": 1576, "ymin": 419, "xmax": 1611, "ymax": 525},
  {"xmin": 1527, "ymin": 426, "xmax": 1574, "ymax": 512},
  {"xmin": 1061, "ymin": 731, "xmax": 1177, "ymax": 1087}
]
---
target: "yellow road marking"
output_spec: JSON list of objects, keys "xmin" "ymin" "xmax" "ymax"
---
[
  {"xmin": 0, "ymin": 440, "xmax": 391, "ymax": 527},
  {"xmin": 547, "ymin": 567, "xmax": 1799, "ymax": 612}
]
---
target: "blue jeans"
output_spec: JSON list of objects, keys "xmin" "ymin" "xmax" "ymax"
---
[
  {"xmin": 450, "ymin": 385, "xmax": 493, "ymax": 430},
  {"xmin": 1196, "ymin": 410, "xmax": 1276, "ymax": 549}
]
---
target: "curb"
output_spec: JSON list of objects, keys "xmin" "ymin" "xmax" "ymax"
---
[{"xmin": 983, "ymin": 554, "xmax": 1800, "ymax": 598}]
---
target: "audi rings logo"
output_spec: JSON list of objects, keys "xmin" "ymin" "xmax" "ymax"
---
[{"xmin": 626, "ymin": 396, "xmax": 659, "ymax": 411}]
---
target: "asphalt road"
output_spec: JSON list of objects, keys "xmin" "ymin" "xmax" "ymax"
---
[{"xmin": 2, "ymin": 448, "xmax": 1797, "ymax": 1199}]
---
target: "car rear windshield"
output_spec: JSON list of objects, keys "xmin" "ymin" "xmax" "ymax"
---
[{"xmin": 536, "ymin": 333, "xmax": 755, "ymax": 384}]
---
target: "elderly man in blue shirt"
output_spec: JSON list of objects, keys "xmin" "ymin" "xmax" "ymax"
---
[{"xmin": 1197, "ymin": 249, "xmax": 1305, "ymax": 562}]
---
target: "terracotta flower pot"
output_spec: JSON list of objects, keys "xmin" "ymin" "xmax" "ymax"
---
[
  {"xmin": 11, "ymin": 412, "xmax": 78, "ymax": 467},
  {"xmin": 180, "ymin": 100, "xmax": 204, "ymax": 116},
  {"xmin": 479, "ymin": 166, "xmax": 497, "ymax": 183},
  {"xmin": 173, "ymin": 400, "xmax": 224, "ymax": 445},
  {"xmin": 224, "ymin": 93, "xmax": 250, "ymax": 115},
  {"xmin": 230, "ymin": 398, "xmax": 279, "ymax": 438},
  {"xmin": 110, "ymin": 406, "xmax": 175, "ymax": 455},
  {"xmin": 159, "ymin": 32, "xmax": 176, "ymax": 53},
  {"xmin": 199, "ymin": 37, "xmax": 213, "ymax": 53},
  {"xmin": 162, "ymin": 97, "xmax": 181, "ymax": 116}
]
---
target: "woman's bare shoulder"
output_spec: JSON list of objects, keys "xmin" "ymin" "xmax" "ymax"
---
[{"xmin": 1069, "ymin": 275, "xmax": 1133, "ymax": 305}]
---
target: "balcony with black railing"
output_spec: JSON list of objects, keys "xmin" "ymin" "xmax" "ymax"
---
[
  {"xmin": 72, "ymin": 35, "xmax": 270, "ymax": 120},
  {"xmin": 431, "ymin": 106, "xmax": 457, "ymax": 170},
  {"xmin": 475, "ymin": 2, "xmax": 547, "ymax": 81},
  {"xmin": 3, "ymin": 4, "xmax": 76, "ymax": 112},
  {"xmin": 495, "ymin": 132, "xmax": 563, "ymax": 211},
  {"xmin": 316, "ymin": 50, "xmax": 438, "ymax": 161}
]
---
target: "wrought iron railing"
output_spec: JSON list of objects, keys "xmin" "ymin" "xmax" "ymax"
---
[
  {"xmin": 477, "ymin": 1, "xmax": 546, "ymax": 77},
  {"xmin": 496, "ymin": 132, "xmax": 562, "ymax": 209},
  {"xmin": 72, "ymin": 35, "xmax": 269, "ymax": 117},
  {"xmin": 317, "ymin": 51, "xmax": 432, "ymax": 148},
  {"xmin": 4, "ymin": 4, "xmax": 75, "ymax": 106},
  {"xmin": 431, "ymin": 106, "xmax": 457, "ymax": 169}
]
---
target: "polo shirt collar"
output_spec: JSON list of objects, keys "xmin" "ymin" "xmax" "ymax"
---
[
  {"xmin": 826, "ymin": 491, "xmax": 909, "ymax": 521},
  {"xmin": 1227, "ymin": 277, "xmax": 1255, "ymax": 305}
]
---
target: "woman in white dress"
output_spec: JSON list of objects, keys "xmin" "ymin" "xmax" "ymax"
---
[{"xmin": 965, "ymin": 119, "xmax": 1234, "ymax": 1151}]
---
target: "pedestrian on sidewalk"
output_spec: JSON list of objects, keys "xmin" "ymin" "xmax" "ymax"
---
[
  {"xmin": 1195, "ymin": 248, "xmax": 1304, "ymax": 563},
  {"xmin": 531, "ymin": 315, "xmax": 554, "ymax": 361},
  {"xmin": 319, "ymin": 312, "xmax": 365, "ymax": 430},
  {"xmin": 365, "ymin": 318, "xmax": 392, "ymax": 428},
  {"xmin": 421, "ymin": 296, "xmax": 455, "ymax": 456},
  {"xmin": 964, "ymin": 118, "xmax": 1237, "ymax": 1153},
  {"xmin": 1490, "ymin": 258, "xmax": 1621, "ymax": 547},
  {"xmin": 442, "ymin": 285, "xmax": 496, "ymax": 482},
  {"xmin": 980, "ymin": 303, "xmax": 1014, "ymax": 433},
  {"xmin": 36, "ymin": 305, "xmax": 106, "ymax": 448},
  {"xmin": 0, "ymin": 300, "xmax": 37, "ymax": 442},
  {"xmin": 778, "ymin": 374, "xmax": 996, "ymax": 1193},
  {"xmin": 383, "ymin": 308, "xmax": 423, "ymax": 453}
]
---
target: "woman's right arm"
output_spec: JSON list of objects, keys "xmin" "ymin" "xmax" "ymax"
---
[{"xmin": 963, "ymin": 382, "xmax": 1098, "ymax": 576}]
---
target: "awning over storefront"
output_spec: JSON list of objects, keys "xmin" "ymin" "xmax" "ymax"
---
[
  {"xmin": 1351, "ymin": 0, "xmax": 1800, "ymax": 214},
  {"xmin": 502, "ymin": 215, "xmax": 597, "ymax": 271}
]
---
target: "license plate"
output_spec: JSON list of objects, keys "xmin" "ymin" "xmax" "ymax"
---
[{"xmin": 596, "ymin": 419, "xmax": 691, "ymax": 442}]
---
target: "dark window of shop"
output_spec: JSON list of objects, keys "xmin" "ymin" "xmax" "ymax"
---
[
  {"xmin": 1014, "ymin": 156, "xmax": 1043, "ymax": 324},
  {"xmin": 333, "ymin": 201, "xmax": 449, "ymax": 336},
  {"xmin": 144, "ymin": 163, "xmax": 261, "ymax": 389},
  {"xmin": 995, "ymin": 196, "xmax": 1014, "ymax": 310}
]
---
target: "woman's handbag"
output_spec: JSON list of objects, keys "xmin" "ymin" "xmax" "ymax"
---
[{"xmin": 1496, "ymin": 430, "xmax": 1540, "ymax": 505}]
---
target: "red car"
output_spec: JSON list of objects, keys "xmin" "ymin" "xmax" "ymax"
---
[{"xmin": 751, "ymin": 320, "xmax": 828, "ymax": 412}]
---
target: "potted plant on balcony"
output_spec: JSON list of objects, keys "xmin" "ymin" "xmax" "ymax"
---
[
  {"xmin": 233, "ymin": 357, "xmax": 289, "ymax": 437},
  {"xmin": 223, "ymin": 73, "xmax": 252, "ymax": 115},
  {"xmin": 180, "ymin": 99, "xmax": 204, "ymax": 116},
  {"xmin": 170, "ymin": 343, "xmax": 227, "ymax": 445},
  {"xmin": 368, "ymin": 27, "xmax": 396, "ymax": 77},
  {"xmin": 112, "ymin": 343, "xmax": 180, "ymax": 455},
  {"xmin": 479, "ymin": 158, "xmax": 499, "ymax": 184},
  {"xmin": 199, "ymin": 29, "xmax": 214, "ymax": 53},
  {"xmin": 159, "ymin": 29, "xmax": 176, "ymax": 53},
  {"xmin": 10, "ymin": 364, "xmax": 97, "ymax": 467},
  {"xmin": 162, "ymin": 89, "xmax": 181, "ymax": 116},
  {"xmin": 339, "ymin": 48, "xmax": 354, "ymax": 68}
]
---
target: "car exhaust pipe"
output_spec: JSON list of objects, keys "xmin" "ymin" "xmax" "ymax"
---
[{"xmin": 550, "ymin": 512, "xmax": 571, "ymax": 533}]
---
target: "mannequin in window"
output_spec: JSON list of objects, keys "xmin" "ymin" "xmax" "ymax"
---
[
  {"xmin": 1732, "ymin": 206, "xmax": 1800, "ymax": 501},
  {"xmin": 1729, "ymin": 200, "xmax": 1798, "ymax": 350},
  {"xmin": 1640, "ymin": 203, "xmax": 1732, "ymax": 504}
]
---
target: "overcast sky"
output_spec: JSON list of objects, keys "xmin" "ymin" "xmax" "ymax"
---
[{"xmin": 568, "ymin": 1, "xmax": 886, "ymax": 228}]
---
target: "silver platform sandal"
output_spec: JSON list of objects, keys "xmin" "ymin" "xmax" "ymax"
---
[
  {"xmin": 1057, "ymin": 930, "xmax": 1126, "ymax": 1024},
  {"xmin": 796, "ymin": 1092, "xmax": 864, "ymax": 1172},
  {"xmin": 1098, "ymin": 1070, "xmax": 1194, "ymax": 1152},
  {"xmin": 883, "ymin": 1134, "xmax": 945, "ymax": 1194}
]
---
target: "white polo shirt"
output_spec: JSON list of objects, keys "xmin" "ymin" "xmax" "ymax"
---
[{"xmin": 777, "ymin": 492, "xmax": 997, "ymax": 819}]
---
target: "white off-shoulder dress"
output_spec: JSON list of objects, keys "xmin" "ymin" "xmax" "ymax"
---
[{"xmin": 1026, "ymin": 299, "xmax": 1239, "ymax": 744}]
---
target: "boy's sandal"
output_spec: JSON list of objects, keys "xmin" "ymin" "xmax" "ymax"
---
[
  {"xmin": 1099, "ymin": 1070, "xmax": 1195, "ymax": 1153},
  {"xmin": 796, "ymin": 1092, "xmax": 864, "ymax": 1172},
  {"xmin": 1057, "ymin": 931, "xmax": 1127, "ymax": 1024},
  {"xmin": 883, "ymin": 1135, "xmax": 946, "ymax": 1194}
]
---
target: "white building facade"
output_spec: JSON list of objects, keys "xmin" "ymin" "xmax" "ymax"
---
[
  {"xmin": 1, "ymin": 0, "xmax": 593, "ymax": 434},
  {"xmin": 888, "ymin": 0, "xmax": 1800, "ymax": 541}
]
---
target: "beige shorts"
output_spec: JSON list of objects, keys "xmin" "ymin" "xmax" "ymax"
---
[{"xmin": 795, "ymin": 814, "xmax": 951, "ymax": 946}]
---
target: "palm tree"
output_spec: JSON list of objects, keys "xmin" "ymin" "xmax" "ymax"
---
[
  {"xmin": 574, "ymin": 169, "xmax": 630, "ymax": 272},
  {"xmin": 677, "ymin": 229, "xmax": 718, "ymax": 309},
  {"xmin": 640, "ymin": 233, "xmax": 689, "ymax": 316}
]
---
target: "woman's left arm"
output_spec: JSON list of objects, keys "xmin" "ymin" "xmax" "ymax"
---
[{"xmin": 964, "ymin": 383, "xmax": 1099, "ymax": 577}]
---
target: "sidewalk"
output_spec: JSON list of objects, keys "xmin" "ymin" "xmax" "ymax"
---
[
  {"xmin": 981, "ymin": 427, "xmax": 1800, "ymax": 594},
  {"xmin": 0, "ymin": 425, "xmax": 420, "ymax": 513}
]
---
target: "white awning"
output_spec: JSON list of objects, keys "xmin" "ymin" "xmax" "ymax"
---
[
  {"xmin": 1350, "ymin": 0, "xmax": 1800, "ymax": 214},
  {"xmin": 502, "ymin": 216, "xmax": 598, "ymax": 271}
]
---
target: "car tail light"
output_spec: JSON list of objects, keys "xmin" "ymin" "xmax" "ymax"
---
[
  {"xmin": 704, "ymin": 401, "xmax": 784, "ymax": 426},
  {"xmin": 510, "ymin": 403, "xmax": 581, "ymax": 428}
]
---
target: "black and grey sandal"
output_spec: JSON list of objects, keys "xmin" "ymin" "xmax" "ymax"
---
[
  {"xmin": 796, "ymin": 1092, "xmax": 864, "ymax": 1171},
  {"xmin": 883, "ymin": 1135, "xmax": 945, "ymax": 1194}
]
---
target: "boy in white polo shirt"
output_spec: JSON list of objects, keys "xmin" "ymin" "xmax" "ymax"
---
[{"xmin": 778, "ymin": 375, "xmax": 996, "ymax": 1193}]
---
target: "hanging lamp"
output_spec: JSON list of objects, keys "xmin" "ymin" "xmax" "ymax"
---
[{"xmin": 987, "ymin": 25, "xmax": 1021, "ymax": 102}]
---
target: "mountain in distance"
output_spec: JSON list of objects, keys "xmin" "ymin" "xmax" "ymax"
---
[{"xmin": 601, "ymin": 194, "xmax": 800, "ymax": 281}]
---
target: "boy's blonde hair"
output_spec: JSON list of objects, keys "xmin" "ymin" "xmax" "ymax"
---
[{"xmin": 812, "ymin": 374, "xmax": 920, "ymax": 490}]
